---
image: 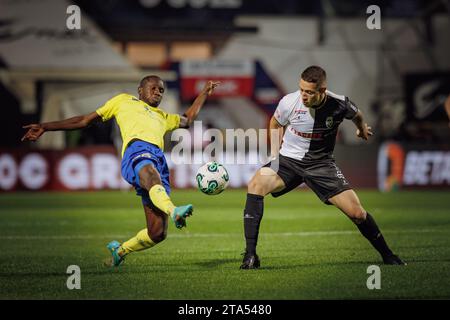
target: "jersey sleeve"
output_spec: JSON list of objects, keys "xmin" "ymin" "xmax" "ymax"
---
[
  {"xmin": 273, "ymin": 96, "xmax": 293, "ymax": 126},
  {"xmin": 165, "ymin": 113, "xmax": 181, "ymax": 131},
  {"xmin": 95, "ymin": 94, "xmax": 126, "ymax": 121},
  {"xmin": 344, "ymin": 97, "xmax": 359, "ymax": 120}
]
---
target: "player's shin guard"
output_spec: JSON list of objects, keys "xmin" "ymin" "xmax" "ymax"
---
[
  {"xmin": 243, "ymin": 193, "xmax": 264, "ymax": 255},
  {"xmin": 119, "ymin": 228, "xmax": 156, "ymax": 256},
  {"xmin": 149, "ymin": 184, "xmax": 176, "ymax": 215},
  {"xmin": 356, "ymin": 212, "xmax": 393, "ymax": 258}
]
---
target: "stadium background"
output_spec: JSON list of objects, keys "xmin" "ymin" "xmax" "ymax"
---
[{"xmin": 0, "ymin": 0, "xmax": 450, "ymax": 301}]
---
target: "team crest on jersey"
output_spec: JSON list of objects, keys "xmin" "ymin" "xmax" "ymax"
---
[{"xmin": 325, "ymin": 116, "xmax": 334, "ymax": 128}]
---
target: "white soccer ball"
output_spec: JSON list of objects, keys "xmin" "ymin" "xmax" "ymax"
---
[{"xmin": 195, "ymin": 161, "xmax": 229, "ymax": 195}]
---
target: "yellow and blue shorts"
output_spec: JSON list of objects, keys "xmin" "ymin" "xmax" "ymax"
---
[{"xmin": 121, "ymin": 140, "xmax": 171, "ymax": 206}]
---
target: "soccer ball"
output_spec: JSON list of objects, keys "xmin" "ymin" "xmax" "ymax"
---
[{"xmin": 195, "ymin": 161, "xmax": 229, "ymax": 195}]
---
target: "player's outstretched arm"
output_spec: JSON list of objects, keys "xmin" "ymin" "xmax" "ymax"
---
[
  {"xmin": 352, "ymin": 110, "xmax": 373, "ymax": 141},
  {"xmin": 21, "ymin": 111, "xmax": 101, "ymax": 142},
  {"xmin": 179, "ymin": 80, "xmax": 220, "ymax": 128}
]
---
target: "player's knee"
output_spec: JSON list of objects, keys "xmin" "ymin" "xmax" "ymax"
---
[
  {"xmin": 139, "ymin": 165, "xmax": 162, "ymax": 190},
  {"xmin": 247, "ymin": 178, "xmax": 265, "ymax": 196},
  {"xmin": 349, "ymin": 205, "xmax": 367, "ymax": 223}
]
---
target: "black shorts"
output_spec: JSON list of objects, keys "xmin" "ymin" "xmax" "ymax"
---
[{"xmin": 263, "ymin": 154, "xmax": 352, "ymax": 205}]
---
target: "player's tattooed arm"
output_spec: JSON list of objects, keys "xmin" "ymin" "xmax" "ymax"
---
[
  {"xmin": 352, "ymin": 110, "xmax": 373, "ymax": 141},
  {"xmin": 21, "ymin": 112, "xmax": 101, "ymax": 142},
  {"xmin": 179, "ymin": 80, "xmax": 220, "ymax": 128}
]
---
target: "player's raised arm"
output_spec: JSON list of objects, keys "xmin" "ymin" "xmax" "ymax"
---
[
  {"xmin": 352, "ymin": 109, "xmax": 373, "ymax": 141},
  {"xmin": 179, "ymin": 80, "xmax": 220, "ymax": 128},
  {"xmin": 21, "ymin": 111, "xmax": 101, "ymax": 142}
]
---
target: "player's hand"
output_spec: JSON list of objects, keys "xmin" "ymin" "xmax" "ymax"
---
[
  {"xmin": 203, "ymin": 80, "xmax": 220, "ymax": 96},
  {"xmin": 21, "ymin": 124, "xmax": 45, "ymax": 142},
  {"xmin": 356, "ymin": 123, "xmax": 373, "ymax": 140}
]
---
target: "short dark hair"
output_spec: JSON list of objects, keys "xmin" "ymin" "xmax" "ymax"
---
[
  {"xmin": 301, "ymin": 66, "xmax": 326, "ymax": 86},
  {"xmin": 139, "ymin": 75, "xmax": 163, "ymax": 88}
]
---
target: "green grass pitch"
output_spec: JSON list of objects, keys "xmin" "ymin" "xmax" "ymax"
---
[{"xmin": 0, "ymin": 189, "xmax": 449, "ymax": 299}]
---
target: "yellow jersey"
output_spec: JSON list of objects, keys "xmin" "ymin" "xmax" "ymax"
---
[{"xmin": 95, "ymin": 93, "xmax": 180, "ymax": 156}]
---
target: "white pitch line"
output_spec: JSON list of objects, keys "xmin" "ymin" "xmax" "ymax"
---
[{"xmin": 0, "ymin": 229, "xmax": 446, "ymax": 240}]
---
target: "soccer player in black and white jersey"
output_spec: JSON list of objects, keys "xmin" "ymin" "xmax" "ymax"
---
[{"xmin": 240, "ymin": 65, "xmax": 406, "ymax": 269}]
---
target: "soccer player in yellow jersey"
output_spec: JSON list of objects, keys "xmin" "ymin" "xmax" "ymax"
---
[{"xmin": 21, "ymin": 75, "xmax": 220, "ymax": 267}]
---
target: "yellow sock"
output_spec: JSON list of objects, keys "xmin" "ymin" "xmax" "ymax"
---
[
  {"xmin": 149, "ymin": 184, "xmax": 176, "ymax": 215},
  {"xmin": 119, "ymin": 229, "xmax": 155, "ymax": 256}
]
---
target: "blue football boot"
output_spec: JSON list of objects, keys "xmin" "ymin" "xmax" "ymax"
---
[
  {"xmin": 171, "ymin": 204, "xmax": 193, "ymax": 229},
  {"xmin": 105, "ymin": 240, "xmax": 125, "ymax": 267}
]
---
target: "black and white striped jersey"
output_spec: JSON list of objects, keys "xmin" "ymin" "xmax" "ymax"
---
[{"xmin": 274, "ymin": 90, "xmax": 358, "ymax": 162}]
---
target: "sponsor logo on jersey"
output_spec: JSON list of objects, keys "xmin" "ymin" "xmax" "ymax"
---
[
  {"xmin": 293, "ymin": 108, "xmax": 308, "ymax": 120},
  {"xmin": 289, "ymin": 127, "xmax": 323, "ymax": 140}
]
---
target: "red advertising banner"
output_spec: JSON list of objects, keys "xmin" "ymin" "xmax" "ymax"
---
[
  {"xmin": 0, "ymin": 146, "xmax": 128, "ymax": 192},
  {"xmin": 180, "ymin": 60, "xmax": 255, "ymax": 99},
  {"xmin": 2, "ymin": 142, "xmax": 449, "ymax": 192},
  {"xmin": 181, "ymin": 77, "xmax": 254, "ymax": 99},
  {"xmin": 0, "ymin": 147, "xmax": 260, "ymax": 192}
]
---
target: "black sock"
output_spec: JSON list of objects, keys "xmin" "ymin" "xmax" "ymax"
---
[
  {"xmin": 243, "ymin": 193, "xmax": 264, "ymax": 255},
  {"xmin": 356, "ymin": 212, "xmax": 393, "ymax": 258}
]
